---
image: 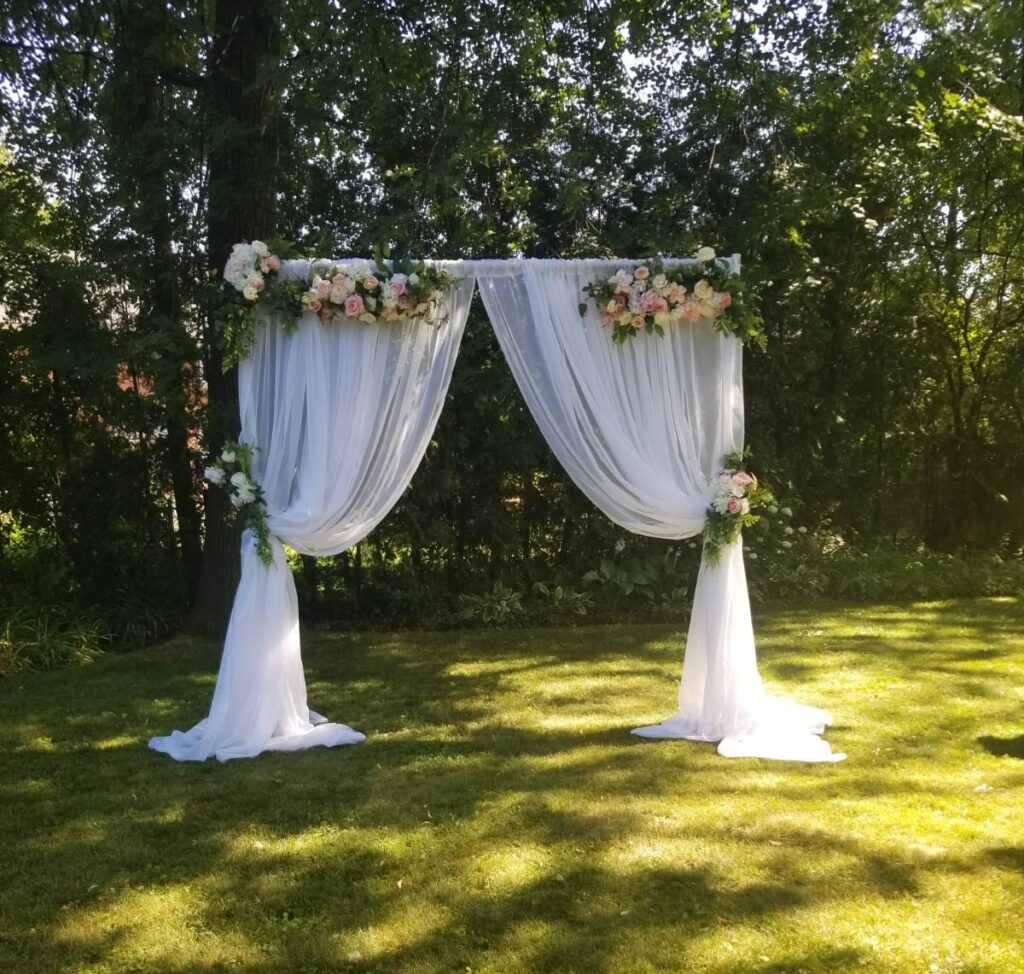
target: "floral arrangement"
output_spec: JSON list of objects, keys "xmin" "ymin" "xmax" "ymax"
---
[
  {"xmin": 702, "ymin": 451, "xmax": 774, "ymax": 566},
  {"xmin": 220, "ymin": 241, "xmax": 458, "ymax": 367},
  {"xmin": 580, "ymin": 246, "xmax": 763, "ymax": 347},
  {"xmin": 204, "ymin": 442, "xmax": 273, "ymax": 566}
]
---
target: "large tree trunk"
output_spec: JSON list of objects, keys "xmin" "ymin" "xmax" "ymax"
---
[
  {"xmin": 110, "ymin": 2, "xmax": 205, "ymax": 598},
  {"xmin": 186, "ymin": 0, "xmax": 280, "ymax": 637}
]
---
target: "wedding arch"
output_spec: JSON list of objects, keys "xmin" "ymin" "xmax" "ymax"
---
[{"xmin": 149, "ymin": 249, "xmax": 845, "ymax": 765}]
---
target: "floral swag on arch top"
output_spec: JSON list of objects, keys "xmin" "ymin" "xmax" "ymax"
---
[{"xmin": 148, "ymin": 244, "xmax": 845, "ymax": 765}]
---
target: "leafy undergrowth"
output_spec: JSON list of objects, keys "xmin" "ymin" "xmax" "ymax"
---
[{"xmin": 1, "ymin": 599, "xmax": 1022, "ymax": 974}]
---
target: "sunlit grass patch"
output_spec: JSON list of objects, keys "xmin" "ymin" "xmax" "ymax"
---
[{"xmin": 0, "ymin": 598, "xmax": 1021, "ymax": 973}]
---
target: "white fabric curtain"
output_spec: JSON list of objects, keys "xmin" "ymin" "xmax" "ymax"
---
[
  {"xmin": 478, "ymin": 260, "xmax": 843, "ymax": 762},
  {"xmin": 150, "ymin": 262, "xmax": 475, "ymax": 761}
]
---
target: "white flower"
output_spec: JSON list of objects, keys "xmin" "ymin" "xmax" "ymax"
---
[
  {"xmin": 409, "ymin": 272, "xmax": 420, "ymax": 285},
  {"xmin": 696, "ymin": 246, "xmax": 716, "ymax": 262},
  {"xmin": 230, "ymin": 492, "xmax": 246, "ymax": 508},
  {"xmin": 798, "ymin": 526, "xmax": 808, "ymax": 534},
  {"xmin": 740, "ymin": 498, "xmax": 750, "ymax": 514},
  {"xmin": 781, "ymin": 540, "xmax": 793, "ymax": 548},
  {"xmin": 220, "ymin": 449, "xmax": 236, "ymax": 463},
  {"xmin": 251, "ymin": 240, "xmax": 269, "ymax": 258},
  {"xmin": 230, "ymin": 471, "xmax": 250, "ymax": 489},
  {"xmin": 768, "ymin": 504, "xmax": 778, "ymax": 514},
  {"xmin": 344, "ymin": 276, "xmax": 357, "ymax": 294},
  {"xmin": 224, "ymin": 243, "xmax": 256, "ymax": 292},
  {"xmin": 784, "ymin": 526, "xmax": 794, "ymax": 535},
  {"xmin": 694, "ymin": 279, "xmax": 714, "ymax": 300},
  {"xmin": 243, "ymin": 284, "xmax": 259, "ymax": 301},
  {"xmin": 205, "ymin": 466, "xmax": 225, "ymax": 485},
  {"xmin": 652, "ymin": 273, "xmax": 667, "ymax": 289},
  {"xmin": 781, "ymin": 507, "xmax": 793, "ymax": 517},
  {"xmin": 747, "ymin": 551, "xmax": 758, "ymax": 560}
]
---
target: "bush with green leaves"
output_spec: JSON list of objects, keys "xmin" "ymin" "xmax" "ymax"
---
[
  {"xmin": 457, "ymin": 582, "xmax": 526, "ymax": 626},
  {"xmin": 0, "ymin": 606, "xmax": 108, "ymax": 676}
]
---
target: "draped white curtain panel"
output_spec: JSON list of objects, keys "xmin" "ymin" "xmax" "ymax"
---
[{"xmin": 150, "ymin": 257, "xmax": 844, "ymax": 764}]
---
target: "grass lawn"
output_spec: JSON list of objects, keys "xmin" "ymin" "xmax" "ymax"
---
[{"xmin": 1, "ymin": 598, "xmax": 1022, "ymax": 974}]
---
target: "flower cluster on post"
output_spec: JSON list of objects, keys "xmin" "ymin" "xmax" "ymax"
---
[
  {"xmin": 298, "ymin": 257, "xmax": 454, "ymax": 326},
  {"xmin": 220, "ymin": 241, "xmax": 459, "ymax": 367},
  {"xmin": 204, "ymin": 443, "xmax": 273, "ymax": 567},
  {"xmin": 580, "ymin": 247, "xmax": 762, "ymax": 347},
  {"xmin": 701, "ymin": 452, "xmax": 774, "ymax": 566},
  {"xmin": 223, "ymin": 240, "xmax": 282, "ymax": 300}
]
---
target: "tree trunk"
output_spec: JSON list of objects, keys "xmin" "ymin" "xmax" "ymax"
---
[{"xmin": 186, "ymin": 0, "xmax": 280, "ymax": 637}]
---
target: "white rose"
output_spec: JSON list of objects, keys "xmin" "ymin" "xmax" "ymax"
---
[
  {"xmin": 345, "ymin": 276, "xmax": 356, "ymax": 294},
  {"xmin": 243, "ymin": 284, "xmax": 258, "ymax": 301},
  {"xmin": 223, "ymin": 243, "xmax": 256, "ymax": 291},
  {"xmin": 652, "ymin": 273, "xmax": 667, "ymax": 289},
  {"xmin": 204, "ymin": 466, "xmax": 225, "ymax": 485},
  {"xmin": 653, "ymin": 311, "xmax": 670, "ymax": 327},
  {"xmin": 694, "ymin": 279, "xmax": 714, "ymax": 300},
  {"xmin": 230, "ymin": 492, "xmax": 246, "ymax": 508},
  {"xmin": 237, "ymin": 487, "xmax": 256, "ymax": 504},
  {"xmin": 696, "ymin": 246, "xmax": 716, "ymax": 262},
  {"xmin": 409, "ymin": 272, "xmax": 420, "ymax": 285},
  {"xmin": 220, "ymin": 449, "xmax": 236, "ymax": 463},
  {"xmin": 329, "ymin": 285, "xmax": 346, "ymax": 304},
  {"xmin": 251, "ymin": 240, "xmax": 269, "ymax": 258},
  {"xmin": 230, "ymin": 471, "xmax": 249, "ymax": 489}
]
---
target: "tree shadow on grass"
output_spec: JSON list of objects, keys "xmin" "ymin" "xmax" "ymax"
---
[{"xmin": 978, "ymin": 735, "xmax": 1024, "ymax": 759}]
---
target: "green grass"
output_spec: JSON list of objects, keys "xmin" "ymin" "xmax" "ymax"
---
[{"xmin": 1, "ymin": 599, "xmax": 1022, "ymax": 974}]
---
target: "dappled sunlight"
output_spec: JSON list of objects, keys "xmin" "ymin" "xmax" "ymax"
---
[{"xmin": 2, "ymin": 600, "xmax": 1022, "ymax": 972}]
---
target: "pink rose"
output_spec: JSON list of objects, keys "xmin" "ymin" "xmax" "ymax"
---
[
  {"xmin": 306, "ymin": 298, "xmax": 321, "ymax": 312},
  {"xmin": 727, "ymin": 497, "xmax": 741, "ymax": 514},
  {"xmin": 732, "ymin": 472, "xmax": 752, "ymax": 487},
  {"xmin": 364, "ymin": 275, "xmax": 379, "ymax": 290},
  {"xmin": 630, "ymin": 314, "xmax": 645, "ymax": 329},
  {"xmin": 316, "ymin": 280, "xmax": 331, "ymax": 299},
  {"xmin": 344, "ymin": 294, "xmax": 365, "ymax": 317},
  {"xmin": 259, "ymin": 258, "xmax": 270, "ymax": 273},
  {"xmin": 633, "ymin": 266, "xmax": 650, "ymax": 281},
  {"xmin": 681, "ymin": 303, "xmax": 701, "ymax": 322},
  {"xmin": 719, "ymin": 291, "xmax": 732, "ymax": 308},
  {"xmin": 266, "ymin": 254, "xmax": 281, "ymax": 271},
  {"xmin": 391, "ymin": 280, "xmax": 407, "ymax": 296},
  {"xmin": 601, "ymin": 312, "xmax": 614, "ymax": 328}
]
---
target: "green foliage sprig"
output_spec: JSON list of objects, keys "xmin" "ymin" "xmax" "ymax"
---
[
  {"xmin": 702, "ymin": 450, "xmax": 775, "ymax": 567},
  {"xmin": 204, "ymin": 442, "xmax": 273, "ymax": 567},
  {"xmin": 580, "ymin": 248, "xmax": 763, "ymax": 348}
]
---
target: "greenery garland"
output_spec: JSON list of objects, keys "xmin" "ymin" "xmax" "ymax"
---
[{"xmin": 204, "ymin": 443, "xmax": 273, "ymax": 566}]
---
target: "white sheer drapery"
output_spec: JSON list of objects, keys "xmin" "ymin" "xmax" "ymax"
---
[
  {"xmin": 478, "ymin": 259, "xmax": 844, "ymax": 762},
  {"xmin": 150, "ymin": 262, "xmax": 475, "ymax": 761},
  {"xmin": 150, "ymin": 255, "xmax": 842, "ymax": 764}
]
